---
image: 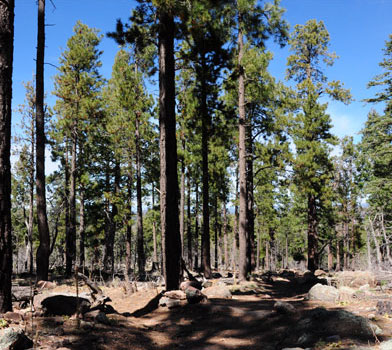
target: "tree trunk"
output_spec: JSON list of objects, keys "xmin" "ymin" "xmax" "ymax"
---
[
  {"xmin": 194, "ymin": 182, "xmax": 199, "ymax": 270},
  {"xmin": 35, "ymin": 0, "xmax": 50, "ymax": 282},
  {"xmin": 327, "ymin": 242, "xmax": 333, "ymax": 271},
  {"xmin": 136, "ymin": 115, "xmax": 145, "ymax": 279},
  {"xmin": 125, "ymin": 170, "xmax": 133, "ymax": 279},
  {"xmin": 256, "ymin": 223, "xmax": 260, "ymax": 271},
  {"xmin": 238, "ymin": 26, "xmax": 248, "ymax": 281},
  {"xmin": 231, "ymin": 170, "xmax": 239, "ymax": 270},
  {"xmin": 223, "ymin": 203, "xmax": 228, "ymax": 269},
  {"xmin": 159, "ymin": 9, "xmax": 181, "ymax": 290},
  {"xmin": 179, "ymin": 140, "xmax": 185, "ymax": 257},
  {"xmin": 0, "ymin": 0, "xmax": 14, "ymax": 313},
  {"xmin": 214, "ymin": 196, "xmax": 218, "ymax": 270},
  {"xmin": 380, "ymin": 212, "xmax": 392, "ymax": 265},
  {"xmin": 246, "ymin": 124, "xmax": 255, "ymax": 274},
  {"xmin": 369, "ymin": 216, "xmax": 382, "ymax": 269},
  {"xmin": 66, "ymin": 126, "xmax": 77, "ymax": 276},
  {"xmin": 187, "ymin": 172, "xmax": 192, "ymax": 266},
  {"xmin": 79, "ymin": 187, "xmax": 85, "ymax": 271},
  {"xmin": 307, "ymin": 193, "xmax": 318, "ymax": 271},
  {"xmin": 152, "ymin": 183, "xmax": 158, "ymax": 264},
  {"xmin": 27, "ymin": 126, "xmax": 34, "ymax": 274},
  {"xmin": 366, "ymin": 226, "xmax": 372, "ymax": 270},
  {"xmin": 336, "ymin": 237, "xmax": 341, "ymax": 271},
  {"xmin": 64, "ymin": 146, "xmax": 71, "ymax": 272}
]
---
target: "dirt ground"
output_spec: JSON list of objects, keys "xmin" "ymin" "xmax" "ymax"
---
[{"xmin": 7, "ymin": 273, "xmax": 392, "ymax": 350}]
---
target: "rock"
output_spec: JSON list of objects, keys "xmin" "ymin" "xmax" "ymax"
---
[
  {"xmin": 295, "ymin": 307, "xmax": 379, "ymax": 340},
  {"xmin": 212, "ymin": 272, "xmax": 222, "ymax": 279},
  {"xmin": 180, "ymin": 280, "xmax": 202, "ymax": 291},
  {"xmin": 281, "ymin": 348, "xmax": 307, "ymax": 350},
  {"xmin": 335, "ymin": 271, "xmax": 376, "ymax": 288},
  {"xmin": 308, "ymin": 283, "xmax": 339, "ymax": 302},
  {"xmin": 0, "ymin": 328, "xmax": 33, "ymax": 350},
  {"xmin": 273, "ymin": 301, "xmax": 296, "ymax": 314},
  {"xmin": 314, "ymin": 269, "xmax": 327, "ymax": 277},
  {"xmin": 185, "ymin": 286, "xmax": 206, "ymax": 304},
  {"xmin": 202, "ymin": 280, "xmax": 213, "ymax": 288},
  {"xmin": 36, "ymin": 280, "xmax": 56, "ymax": 290},
  {"xmin": 380, "ymin": 339, "xmax": 392, "ymax": 350},
  {"xmin": 38, "ymin": 294, "xmax": 91, "ymax": 316},
  {"xmin": 338, "ymin": 286, "xmax": 356, "ymax": 301},
  {"xmin": 203, "ymin": 285, "xmax": 232, "ymax": 299},
  {"xmin": 163, "ymin": 290, "xmax": 186, "ymax": 300},
  {"xmin": 4, "ymin": 311, "xmax": 23, "ymax": 323},
  {"xmin": 159, "ymin": 296, "xmax": 184, "ymax": 308}
]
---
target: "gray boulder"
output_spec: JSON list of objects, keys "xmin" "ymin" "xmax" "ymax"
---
[
  {"xmin": 203, "ymin": 285, "xmax": 232, "ymax": 299},
  {"xmin": 273, "ymin": 301, "xmax": 296, "ymax": 314},
  {"xmin": 0, "ymin": 328, "xmax": 33, "ymax": 350},
  {"xmin": 308, "ymin": 283, "xmax": 339, "ymax": 302}
]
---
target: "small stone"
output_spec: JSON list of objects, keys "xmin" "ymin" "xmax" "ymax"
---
[
  {"xmin": 4, "ymin": 311, "xmax": 23, "ymax": 323},
  {"xmin": 164, "ymin": 290, "xmax": 186, "ymax": 300},
  {"xmin": 273, "ymin": 301, "xmax": 296, "ymax": 314},
  {"xmin": 0, "ymin": 327, "xmax": 33, "ymax": 350}
]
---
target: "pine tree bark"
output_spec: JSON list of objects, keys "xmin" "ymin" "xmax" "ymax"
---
[
  {"xmin": 136, "ymin": 114, "xmax": 145, "ymax": 279},
  {"xmin": 152, "ymin": 183, "xmax": 158, "ymax": 264},
  {"xmin": 159, "ymin": 9, "xmax": 181, "ymax": 290},
  {"xmin": 0, "ymin": 0, "xmax": 14, "ymax": 313},
  {"xmin": 223, "ymin": 203, "xmax": 228, "ymax": 269},
  {"xmin": 307, "ymin": 193, "xmax": 318, "ymax": 271},
  {"xmin": 231, "ymin": 171, "xmax": 239, "ymax": 270},
  {"xmin": 238, "ymin": 26, "xmax": 248, "ymax": 281},
  {"xmin": 214, "ymin": 196, "xmax": 218, "ymax": 270},
  {"xmin": 36, "ymin": 0, "xmax": 50, "ymax": 281}
]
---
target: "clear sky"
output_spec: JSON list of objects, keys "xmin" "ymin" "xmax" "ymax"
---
[{"xmin": 12, "ymin": 0, "xmax": 392, "ymax": 146}]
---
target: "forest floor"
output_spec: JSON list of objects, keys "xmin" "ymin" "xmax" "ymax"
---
[{"xmin": 5, "ymin": 270, "xmax": 392, "ymax": 350}]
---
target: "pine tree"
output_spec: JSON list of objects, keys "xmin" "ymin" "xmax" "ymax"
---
[
  {"xmin": 287, "ymin": 19, "xmax": 351, "ymax": 271},
  {"xmin": 53, "ymin": 21, "xmax": 103, "ymax": 275}
]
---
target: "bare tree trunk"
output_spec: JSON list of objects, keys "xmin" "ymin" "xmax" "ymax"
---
[
  {"xmin": 381, "ymin": 212, "xmax": 392, "ymax": 265},
  {"xmin": 327, "ymin": 242, "xmax": 333, "ymax": 271},
  {"xmin": 336, "ymin": 236, "xmax": 341, "ymax": 271},
  {"xmin": 125, "ymin": 170, "xmax": 133, "ymax": 279},
  {"xmin": 179, "ymin": 139, "xmax": 185, "ymax": 257},
  {"xmin": 307, "ymin": 193, "xmax": 318, "ymax": 271},
  {"xmin": 187, "ymin": 173, "xmax": 192, "ymax": 266},
  {"xmin": 36, "ymin": 0, "xmax": 50, "ymax": 281},
  {"xmin": 223, "ymin": 203, "xmax": 228, "ymax": 269},
  {"xmin": 366, "ymin": 226, "xmax": 372, "ymax": 270},
  {"xmin": 285, "ymin": 234, "xmax": 288, "ymax": 268},
  {"xmin": 256, "ymin": 223, "xmax": 260, "ymax": 271},
  {"xmin": 201, "ymin": 61, "xmax": 211, "ymax": 278},
  {"xmin": 135, "ymin": 115, "xmax": 145, "ymax": 279},
  {"xmin": 66, "ymin": 124, "xmax": 77, "ymax": 276},
  {"xmin": 265, "ymin": 241, "xmax": 270, "ymax": 271},
  {"xmin": 152, "ymin": 183, "xmax": 158, "ymax": 264},
  {"xmin": 369, "ymin": 216, "xmax": 382, "ymax": 269},
  {"xmin": 27, "ymin": 124, "xmax": 35, "ymax": 273},
  {"xmin": 246, "ymin": 125, "xmax": 255, "ymax": 273},
  {"xmin": 238, "ymin": 25, "xmax": 248, "ymax": 282},
  {"xmin": 159, "ymin": 9, "xmax": 181, "ymax": 290},
  {"xmin": 231, "ymin": 171, "xmax": 239, "ymax": 270},
  {"xmin": 194, "ymin": 182, "xmax": 199, "ymax": 270},
  {"xmin": 79, "ymin": 187, "xmax": 85, "ymax": 271},
  {"xmin": 214, "ymin": 196, "xmax": 218, "ymax": 270},
  {"xmin": 0, "ymin": 0, "xmax": 14, "ymax": 312}
]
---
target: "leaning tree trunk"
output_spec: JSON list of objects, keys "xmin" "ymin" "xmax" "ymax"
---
[
  {"xmin": 159, "ymin": 9, "xmax": 181, "ymax": 291},
  {"xmin": 238, "ymin": 25, "xmax": 248, "ymax": 281},
  {"xmin": 0, "ymin": 0, "xmax": 14, "ymax": 313},
  {"xmin": 307, "ymin": 193, "xmax": 318, "ymax": 271},
  {"xmin": 36, "ymin": 0, "xmax": 50, "ymax": 282},
  {"xmin": 135, "ymin": 114, "xmax": 145, "ymax": 279}
]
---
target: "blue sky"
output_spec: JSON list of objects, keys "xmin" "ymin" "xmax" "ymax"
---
[{"xmin": 12, "ymin": 0, "xmax": 391, "ymax": 146}]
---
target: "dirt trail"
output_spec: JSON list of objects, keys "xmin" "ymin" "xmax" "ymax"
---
[{"xmin": 15, "ymin": 275, "xmax": 392, "ymax": 350}]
